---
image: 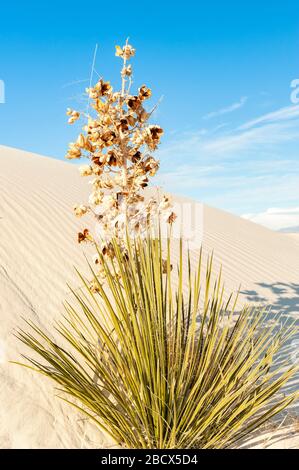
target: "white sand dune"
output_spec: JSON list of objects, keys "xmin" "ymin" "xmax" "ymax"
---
[
  {"xmin": 0, "ymin": 145, "xmax": 298, "ymax": 448},
  {"xmin": 287, "ymin": 233, "xmax": 299, "ymax": 243}
]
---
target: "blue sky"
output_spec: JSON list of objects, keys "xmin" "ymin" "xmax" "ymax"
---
[{"xmin": 0, "ymin": 1, "xmax": 299, "ymax": 229}]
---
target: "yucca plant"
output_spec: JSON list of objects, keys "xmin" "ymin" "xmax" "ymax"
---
[{"xmin": 16, "ymin": 234, "xmax": 298, "ymax": 448}]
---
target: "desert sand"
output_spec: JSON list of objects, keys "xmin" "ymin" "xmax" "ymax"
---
[
  {"xmin": 287, "ymin": 233, "xmax": 299, "ymax": 243},
  {"xmin": 0, "ymin": 144, "xmax": 298, "ymax": 448}
]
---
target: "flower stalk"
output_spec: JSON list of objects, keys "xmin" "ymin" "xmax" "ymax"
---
[{"xmin": 66, "ymin": 41, "xmax": 176, "ymax": 284}]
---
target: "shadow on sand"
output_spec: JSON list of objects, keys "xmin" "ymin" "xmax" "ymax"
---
[{"xmin": 236, "ymin": 281, "xmax": 299, "ymax": 448}]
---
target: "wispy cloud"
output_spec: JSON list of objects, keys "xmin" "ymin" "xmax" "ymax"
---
[
  {"xmin": 239, "ymin": 104, "xmax": 299, "ymax": 130},
  {"xmin": 201, "ymin": 104, "xmax": 299, "ymax": 155},
  {"xmin": 203, "ymin": 96, "xmax": 247, "ymax": 120},
  {"xmin": 242, "ymin": 207, "xmax": 299, "ymax": 231},
  {"xmin": 160, "ymin": 104, "xmax": 299, "ymax": 158},
  {"xmin": 158, "ymin": 103, "xmax": 299, "ymax": 220},
  {"xmin": 203, "ymin": 119, "xmax": 299, "ymax": 154},
  {"xmin": 61, "ymin": 78, "xmax": 89, "ymax": 89}
]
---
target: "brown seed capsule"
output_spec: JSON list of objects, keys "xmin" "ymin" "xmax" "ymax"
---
[
  {"xmin": 138, "ymin": 85, "xmax": 152, "ymax": 101},
  {"xmin": 167, "ymin": 212, "xmax": 177, "ymax": 224},
  {"xmin": 131, "ymin": 150, "xmax": 142, "ymax": 163},
  {"xmin": 78, "ymin": 229, "xmax": 92, "ymax": 243},
  {"xmin": 127, "ymin": 96, "xmax": 142, "ymax": 112},
  {"xmin": 73, "ymin": 204, "xmax": 88, "ymax": 217},
  {"xmin": 121, "ymin": 65, "xmax": 132, "ymax": 77}
]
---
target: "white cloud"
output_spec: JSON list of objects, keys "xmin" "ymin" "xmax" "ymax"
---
[
  {"xmin": 203, "ymin": 119, "xmax": 299, "ymax": 154},
  {"xmin": 161, "ymin": 104, "xmax": 299, "ymax": 158},
  {"xmin": 157, "ymin": 103, "xmax": 299, "ymax": 217},
  {"xmin": 203, "ymin": 96, "xmax": 247, "ymax": 120},
  {"xmin": 156, "ymin": 164, "xmax": 223, "ymax": 190},
  {"xmin": 242, "ymin": 207, "xmax": 299, "ymax": 231},
  {"xmin": 239, "ymin": 104, "xmax": 299, "ymax": 130}
]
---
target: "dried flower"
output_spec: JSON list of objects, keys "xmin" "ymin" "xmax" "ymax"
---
[
  {"xmin": 66, "ymin": 40, "xmax": 175, "ymax": 283},
  {"xmin": 127, "ymin": 96, "xmax": 142, "ymax": 112},
  {"xmin": 93, "ymin": 254, "xmax": 100, "ymax": 264},
  {"xmin": 73, "ymin": 204, "xmax": 88, "ymax": 217},
  {"xmin": 79, "ymin": 165, "xmax": 93, "ymax": 177},
  {"xmin": 66, "ymin": 143, "xmax": 81, "ymax": 159},
  {"xmin": 130, "ymin": 149, "xmax": 142, "ymax": 163},
  {"xmin": 78, "ymin": 229, "xmax": 92, "ymax": 243},
  {"xmin": 138, "ymin": 85, "xmax": 152, "ymax": 101},
  {"xmin": 143, "ymin": 157, "xmax": 160, "ymax": 176},
  {"xmin": 101, "ymin": 242, "xmax": 115, "ymax": 258},
  {"xmin": 89, "ymin": 191, "xmax": 103, "ymax": 205},
  {"xmin": 166, "ymin": 211, "xmax": 177, "ymax": 224},
  {"xmin": 145, "ymin": 125, "xmax": 164, "ymax": 150},
  {"xmin": 159, "ymin": 196, "xmax": 171, "ymax": 211},
  {"xmin": 67, "ymin": 109, "xmax": 80, "ymax": 124},
  {"xmin": 115, "ymin": 44, "xmax": 135, "ymax": 60},
  {"xmin": 89, "ymin": 279, "xmax": 101, "ymax": 292},
  {"xmin": 121, "ymin": 65, "xmax": 132, "ymax": 77}
]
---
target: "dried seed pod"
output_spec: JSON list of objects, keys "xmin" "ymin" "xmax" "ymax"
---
[
  {"xmin": 138, "ymin": 85, "xmax": 152, "ymax": 100},
  {"xmin": 79, "ymin": 165, "xmax": 93, "ymax": 176},
  {"xmin": 73, "ymin": 204, "xmax": 88, "ymax": 217},
  {"xmin": 78, "ymin": 229, "xmax": 92, "ymax": 243}
]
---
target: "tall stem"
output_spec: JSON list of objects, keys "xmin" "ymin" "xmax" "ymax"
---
[{"xmin": 120, "ymin": 39, "xmax": 129, "ymax": 227}]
